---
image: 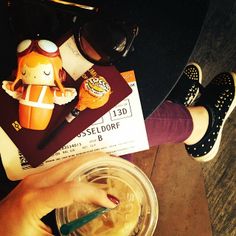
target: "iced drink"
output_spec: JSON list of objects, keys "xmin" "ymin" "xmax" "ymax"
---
[{"xmin": 56, "ymin": 155, "xmax": 158, "ymax": 236}]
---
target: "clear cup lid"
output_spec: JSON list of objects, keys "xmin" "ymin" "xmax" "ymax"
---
[{"xmin": 56, "ymin": 156, "xmax": 158, "ymax": 236}]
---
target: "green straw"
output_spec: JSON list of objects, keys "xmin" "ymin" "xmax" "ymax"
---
[{"xmin": 60, "ymin": 207, "xmax": 111, "ymax": 235}]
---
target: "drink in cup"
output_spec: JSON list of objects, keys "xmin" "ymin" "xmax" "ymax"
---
[{"xmin": 56, "ymin": 154, "xmax": 158, "ymax": 235}]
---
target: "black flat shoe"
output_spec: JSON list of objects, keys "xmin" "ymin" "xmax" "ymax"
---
[
  {"xmin": 185, "ymin": 72, "xmax": 236, "ymax": 162},
  {"xmin": 167, "ymin": 62, "xmax": 203, "ymax": 106}
]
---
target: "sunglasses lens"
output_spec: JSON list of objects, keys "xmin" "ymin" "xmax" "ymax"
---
[
  {"xmin": 77, "ymin": 19, "xmax": 129, "ymax": 64},
  {"xmin": 17, "ymin": 39, "xmax": 32, "ymax": 53},
  {"xmin": 38, "ymin": 40, "xmax": 58, "ymax": 53},
  {"xmin": 80, "ymin": 36, "xmax": 103, "ymax": 62}
]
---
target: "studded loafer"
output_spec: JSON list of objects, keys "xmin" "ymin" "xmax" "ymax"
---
[
  {"xmin": 167, "ymin": 62, "xmax": 203, "ymax": 106},
  {"xmin": 185, "ymin": 72, "xmax": 236, "ymax": 162}
]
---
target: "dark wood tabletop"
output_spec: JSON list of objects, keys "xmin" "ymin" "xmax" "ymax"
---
[{"xmin": 105, "ymin": 0, "xmax": 209, "ymax": 118}]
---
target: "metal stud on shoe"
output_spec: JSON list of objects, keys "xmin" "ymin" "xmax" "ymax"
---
[{"xmin": 167, "ymin": 62, "xmax": 203, "ymax": 106}]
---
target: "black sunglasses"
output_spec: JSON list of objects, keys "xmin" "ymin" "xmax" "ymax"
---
[
  {"xmin": 7, "ymin": 0, "xmax": 139, "ymax": 66},
  {"xmin": 73, "ymin": 15, "xmax": 139, "ymax": 65}
]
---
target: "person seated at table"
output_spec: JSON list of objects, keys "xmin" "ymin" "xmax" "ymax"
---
[{"xmin": 145, "ymin": 62, "xmax": 236, "ymax": 162}]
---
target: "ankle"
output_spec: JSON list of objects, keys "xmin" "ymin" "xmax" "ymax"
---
[{"xmin": 184, "ymin": 106, "xmax": 209, "ymax": 145}]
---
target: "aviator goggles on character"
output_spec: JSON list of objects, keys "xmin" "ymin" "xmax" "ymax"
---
[{"xmin": 17, "ymin": 39, "xmax": 60, "ymax": 58}]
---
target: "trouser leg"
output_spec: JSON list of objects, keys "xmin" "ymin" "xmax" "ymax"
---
[{"xmin": 145, "ymin": 101, "xmax": 193, "ymax": 147}]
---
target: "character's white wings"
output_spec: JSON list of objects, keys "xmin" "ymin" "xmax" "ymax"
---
[
  {"xmin": 1, "ymin": 81, "xmax": 22, "ymax": 100},
  {"xmin": 53, "ymin": 87, "xmax": 77, "ymax": 105}
]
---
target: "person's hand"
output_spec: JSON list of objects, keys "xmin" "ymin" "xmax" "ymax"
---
[{"xmin": 0, "ymin": 152, "xmax": 117, "ymax": 236}]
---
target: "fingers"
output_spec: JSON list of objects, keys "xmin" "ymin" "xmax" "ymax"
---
[
  {"xmin": 34, "ymin": 181, "xmax": 118, "ymax": 218},
  {"xmin": 28, "ymin": 152, "xmax": 111, "ymax": 188}
]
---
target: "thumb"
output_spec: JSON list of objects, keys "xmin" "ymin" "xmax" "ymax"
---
[{"xmin": 34, "ymin": 181, "xmax": 118, "ymax": 218}]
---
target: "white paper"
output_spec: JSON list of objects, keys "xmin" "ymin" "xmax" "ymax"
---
[{"xmin": 59, "ymin": 35, "xmax": 94, "ymax": 80}]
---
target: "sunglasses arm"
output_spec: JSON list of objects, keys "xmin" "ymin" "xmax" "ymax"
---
[
  {"xmin": 123, "ymin": 26, "xmax": 139, "ymax": 57},
  {"xmin": 31, "ymin": 0, "xmax": 99, "ymax": 12}
]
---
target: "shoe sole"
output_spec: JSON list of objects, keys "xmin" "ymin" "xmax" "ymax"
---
[
  {"xmin": 193, "ymin": 72, "xmax": 236, "ymax": 162},
  {"xmin": 185, "ymin": 62, "xmax": 203, "ymax": 106}
]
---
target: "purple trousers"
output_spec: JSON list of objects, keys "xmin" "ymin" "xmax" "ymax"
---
[
  {"xmin": 145, "ymin": 100, "xmax": 193, "ymax": 146},
  {"xmin": 123, "ymin": 101, "xmax": 193, "ymax": 161}
]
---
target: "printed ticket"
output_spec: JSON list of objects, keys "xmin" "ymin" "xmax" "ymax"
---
[{"xmin": 0, "ymin": 71, "xmax": 149, "ymax": 180}]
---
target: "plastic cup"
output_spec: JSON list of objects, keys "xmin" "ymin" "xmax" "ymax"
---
[{"xmin": 56, "ymin": 155, "xmax": 158, "ymax": 236}]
